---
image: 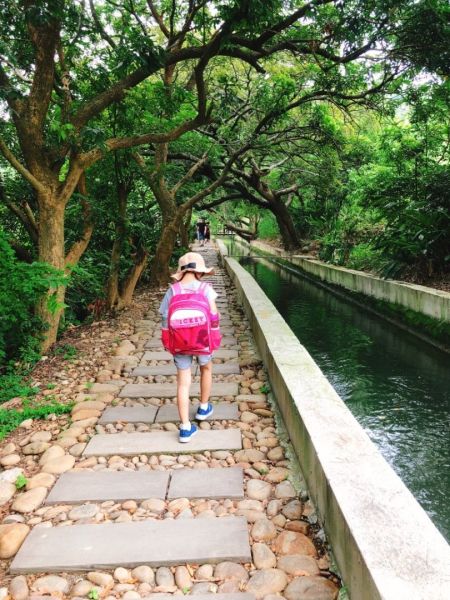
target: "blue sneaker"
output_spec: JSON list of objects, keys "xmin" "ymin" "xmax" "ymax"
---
[
  {"xmin": 179, "ymin": 423, "xmax": 198, "ymax": 443},
  {"xmin": 195, "ymin": 403, "xmax": 214, "ymax": 421}
]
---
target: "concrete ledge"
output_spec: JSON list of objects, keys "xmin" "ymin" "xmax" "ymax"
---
[
  {"xmin": 219, "ymin": 250, "xmax": 450, "ymax": 599},
  {"xmin": 221, "ymin": 237, "xmax": 450, "ymax": 322},
  {"xmin": 289, "ymin": 255, "xmax": 450, "ymax": 322}
]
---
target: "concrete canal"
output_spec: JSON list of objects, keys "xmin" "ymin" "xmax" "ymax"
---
[{"xmin": 222, "ymin": 238, "xmax": 450, "ymax": 541}]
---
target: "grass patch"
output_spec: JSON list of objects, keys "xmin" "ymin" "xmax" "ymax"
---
[
  {"xmin": 0, "ymin": 372, "xmax": 38, "ymax": 405},
  {"xmin": 0, "ymin": 401, "xmax": 72, "ymax": 441},
  {"xmin": 53, "ymin": 343, "xmax": 78, "ymax": 361}
]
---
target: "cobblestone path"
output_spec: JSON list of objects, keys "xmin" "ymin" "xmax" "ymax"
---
[{"xmin": 0, "ymin": 244, "xmax": 339, "ymax": 600}]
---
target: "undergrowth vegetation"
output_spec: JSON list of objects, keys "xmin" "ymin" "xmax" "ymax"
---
[{"xmin": 0, "ymin": 400, "xmax": 72, "ymax": 440}]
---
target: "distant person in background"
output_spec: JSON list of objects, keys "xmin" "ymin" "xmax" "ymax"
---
[
  {"xmin": 196, "ymin": 218, "xmax": 206, "ymax": 247},
  {"xmin": 205, "ymin": 223, "xmax": 211, "ymax": 245}
]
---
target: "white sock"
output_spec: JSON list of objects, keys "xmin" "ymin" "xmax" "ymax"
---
[
  {"xmin": 200, "ymin": 402, "xmax": 209, "ymax": 410},
  {"xmin": 180, "ymin": 421, "xmax": 191, "ymax": 430}
]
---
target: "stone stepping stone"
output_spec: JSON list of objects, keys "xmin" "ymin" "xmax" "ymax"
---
[
  {"xmin": 221, "ymin": 337, "xmax": 238, "ymax": 346},
  {"xmin": 45, "ymin": 467, "xmax": 243, "ymax": 504},
  {"xmin": 131, "ymin": 362, "xmax": 240, "ymax": 376},
  {"xmin": 156, "ymin": 402, "xmax": 238, "ymax": 423},
  {"xmin": 219, "ymin": 327, "xmax": 235, "ymax": 334},
  {"xmin": 10, "ymin": 516, "xmax": 251, "ymax": 573},
  {"xmin": 119, "ymin": 382, "xmax": 238, "ymax": 398},
  {"xmin": 83, "ymin": 429, "xmax": 242, "ymax": 457},
  {"xmin": 45, "ymin": 471, "xmax": 170, "ymax": 504},
  {"xmin": 150, "ymin": 595, "xmax": 254, "ymax": 600},
  {"xmin": 99, "ymin": 402, "xmax": 238, "ymax": 425},
  {"xmin": 168, "ymin": 466, "xmax": 243, "ymax": 500},
  {"xmin": 145, "ymin": 339, "xmax": 168, "ymax": 349},
  {"xmin": 99, "ymin": 406, "xmax": 158, "ymax": 425},
  {"xmin": 143, "ymin": 349, "xmax": 239, "ymax": 361}
]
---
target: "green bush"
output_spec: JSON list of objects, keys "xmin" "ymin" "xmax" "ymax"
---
[
  {"xmin": 258, "ymin": 214, "xmax": 279, "ymax": 239},
  {"xmin": 0, "ymin": 229, "xmax": 67, "ymax": 366},
  {"xmin": 347, "ymin": 243, "xmax": 380, "ymax": 272},
  {"xmin": 64, "ymin": 257, "xmax": 107, "ymax": 325},
  {"xmin": 0, "ymin": 230, "xmax": 68, "ymax": 405}
]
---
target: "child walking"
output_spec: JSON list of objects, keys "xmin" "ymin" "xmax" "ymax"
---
[{"xmin": 159, "ymin": 252, "xmax": 221, "ymax": 442}]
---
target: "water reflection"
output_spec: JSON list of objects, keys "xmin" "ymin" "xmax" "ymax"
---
[{"xmin": 228, "ymin": 246, "xmax": 450, "ymax": 540}]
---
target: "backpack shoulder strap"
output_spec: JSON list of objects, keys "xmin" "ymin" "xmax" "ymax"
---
[
  {"xmin": 171, "ymin": 282, "xmax": 182, "ymax": 296},
  {"xmin": 198, "ymin": 282, "xmax": 209, "ymax": 295}
]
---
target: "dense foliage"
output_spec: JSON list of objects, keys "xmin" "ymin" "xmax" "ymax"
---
[
  {"xmin": 0, "ymin": 0, "xmax": 449, "ymax": 390},
  {"xmin": 0, "ymin": 228, "xmax": 66, "ymax": 366}
]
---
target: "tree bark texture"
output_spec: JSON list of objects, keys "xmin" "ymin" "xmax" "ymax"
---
[
  {"xmin": 149, "ymin": 215, "xmax": 182, "ymax": 287},
  {"xmin": 270, "ymin": 199, "xmax": 301, "ymax": 251},
  {"xmin": 36, "ymin": 198, "xmax": 66, "ymax": 353},
  {"xmin": 106, "ymin": 182, "xmax": 128, "ymax": 309},
  {"xmin": 117, "ymin": 246, "xmax": 148, "ymax": 309},
  {"xmin": 180, "ymin": 207, "xmax": 192, "ymax": 247}
]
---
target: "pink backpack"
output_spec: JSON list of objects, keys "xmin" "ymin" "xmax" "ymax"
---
[{"xmin": 167, "ymin": 282, "xmax": 221, "ymax": 355}]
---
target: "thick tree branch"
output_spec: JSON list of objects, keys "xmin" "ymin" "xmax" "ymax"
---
[
  {"xmin": 0, "ymin": 62, "xmax": 24, "ymax": 113},
  {"xmin": 198, "ymin": 192, "xmax": 242, "ymax": 210},
  {"xmin": 0, "ymin": 180, "xmax": 39, "ymax": 245},
  {"xmin": 147, "ymin": 0, "xmax": 170, "ymax": 38},
  {"xmin": 26, "ymin": 14, "xmax": 60, "ymax": 137},
  {"xmin": 89, "ymin": 0, "xmax": 117, "ymax": 48},
  {"xmin": 70, "ymin": 64, "xmax": 158, "ymax": 131},
  {"xmin": 171, "ymin": 153, "xmax": 208, "ymax": 196},
  {"xmin": 277, "ymin": 183, "xmax": 300, "ymax": 197},
  {"xmin": 64, "ymin": 174, "xmax": 94, "ymax": 267},
  {"xmin": 229, "ymin": 0, "xmax": 333, "ymax": 50},
  {"xmin": 224, "ymin": 221, "xmax": 258, "ymax": 240},
  {"xmin": 0, "ymin": 137, "xmax": 46, "ymax": 194},
  {"xmin": 80, "ymin": 114, "xmax": 205, "ymax": 168}
]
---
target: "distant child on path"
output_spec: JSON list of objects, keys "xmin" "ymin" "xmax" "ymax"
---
[
  {"xmin": 159, "ymin": 252, "xmax": 221, "ymax": 442},
  {"xmin": 196, "ymin": 218, "xmax": 207, "ymax": 246}
]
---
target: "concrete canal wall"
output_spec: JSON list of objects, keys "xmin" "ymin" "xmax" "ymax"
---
[
  {"xmin": 248, "ymin": 239, "xmax": 450, "ymax": 323},
  {"xmin": 217, "ymin": 239, "xmax": 450, "ymax": 600}
]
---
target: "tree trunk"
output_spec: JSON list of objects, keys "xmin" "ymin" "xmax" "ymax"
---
[
  {"xmin": 149, "ymin": 216, "xmax": 181, "ymax": 287},
  {"xmin": 117, "ymin": 246, "xmax": 149, "ymax": 309},
  {"xmin": 225, "ymin": 222, "xmax": 257, "ymax": 241},
  {"xmin": 270, "ymin": 199, "xmax": 300, "ymax": 251},
  {"xmin": 180, "ymin": 208, "xmax": 192, "ymax": 248},
  {"xmin": 105, "ymin": 183, "xmax": 127, "ymax": 309},
  {"xmin": 36, "ymin": 198, "xmax": 66, "ymax": 352}
]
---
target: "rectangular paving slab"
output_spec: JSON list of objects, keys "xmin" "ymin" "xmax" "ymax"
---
[
  {"xmin": 156, "ymin": 402, "xmax": 239, "ymax": 423},
  {"xmin": 168, "ymin": 466, "xmax": 243, "ymax": 499},
  {"xmin": 10, "ymin": 516, "xmax": 251, "ymax": 573},
  {"xmin": 143, "ymin": 349, "xmax": 239, "ymax": 361},
  {"xmin": 219, "ymin": 327, "xmax": 235, "ymax": 334},
  {"xmin": 45, "ymin": 470, "xmax": 170, "ymax": 504},
  {"xmin": 119, "ymin": 382, "xmax": 238, "ymax": 398},
  {"xmin": 99, "ymin": 402, "xmax": 237, "ymax": 425},
  {"xmin": 131, "ymin": 362, "xmax": 240, "ymax": 376},
  {"xmin": 146, "ymin": 595, "xmax": 255, "ymax": 600},
  {"xmin": 83, "ymin": 429, "xmax": 242, "ymax": 457},
  {"xmin": 99, "ymin": 406, "xmax": 159, "ymax": 425},
  {"xmin": 221, "ymin": 336, "xmax": 238, "ymax": 345}
]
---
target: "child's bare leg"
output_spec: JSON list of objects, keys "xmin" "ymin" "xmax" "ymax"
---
[
  {"xmin": 200, "ymin": 361, "xmax": 212, "ymax": 404},
  {"xmin": 177, "ymin": 367, "xmax": 191, "ymax": 424}
]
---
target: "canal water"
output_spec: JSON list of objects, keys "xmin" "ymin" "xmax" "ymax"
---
[{"xmin": 223, "ymin": 239, "xmax": 450, "ymax": 540}]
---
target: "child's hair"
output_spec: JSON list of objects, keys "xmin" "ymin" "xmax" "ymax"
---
[{"xmin": 179, "ymin": 271, "xmax": 204, "ymax": 281}]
